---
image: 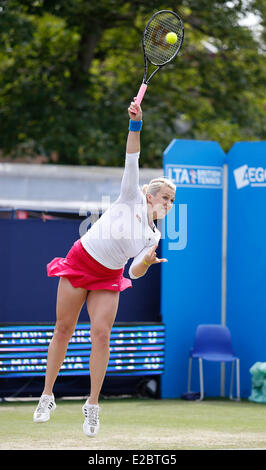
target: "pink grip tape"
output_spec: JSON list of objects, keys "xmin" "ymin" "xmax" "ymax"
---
[
  {"xmin": 131, "ymin": 83, "xmax": 147, "ymax": 113},
  {"xmin": 135, "ymin": 83, "xmax": 147, "ymax": 105}
]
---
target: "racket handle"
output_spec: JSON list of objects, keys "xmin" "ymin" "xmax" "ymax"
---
[{"xmin": 131, "ymin": 83, "xmax": 147, "ymax": 113}]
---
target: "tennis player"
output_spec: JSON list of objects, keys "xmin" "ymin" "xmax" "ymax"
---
[{"xmin": 33, "ymin": 100, "xmax": 176, "ymax": 437}]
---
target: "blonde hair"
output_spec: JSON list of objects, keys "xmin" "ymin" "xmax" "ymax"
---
[{"xmin": 142, "ymin": 177, "xmax": 176, "ymax": 196}]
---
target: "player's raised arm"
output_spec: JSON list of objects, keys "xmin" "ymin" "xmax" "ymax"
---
[
  {"xmin": 126, "ymin": 99, "xmax": 142, "ymax": 154},
  {"xmin": 119, "ymin": 100, "xmax": 143, "ymax": 203}
]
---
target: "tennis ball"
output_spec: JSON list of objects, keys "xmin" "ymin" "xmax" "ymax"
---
[{"xmin": 166, "ymin": 32, "xmax": 177, "ymax": 45}]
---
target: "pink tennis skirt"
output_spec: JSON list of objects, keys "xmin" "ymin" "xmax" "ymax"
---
[{"xmin": 47, "ymin": 239, "xmax": 132, "ymax": 292}]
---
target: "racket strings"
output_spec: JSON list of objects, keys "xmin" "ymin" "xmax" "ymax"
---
[{"xmin": 144, "ymin": 12, "xmax": 183, "ymax": 66}]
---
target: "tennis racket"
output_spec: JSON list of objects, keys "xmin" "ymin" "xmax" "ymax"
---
[{"xmin": 132, "ymin": 10, "xmax": 184, "ymax": 112}]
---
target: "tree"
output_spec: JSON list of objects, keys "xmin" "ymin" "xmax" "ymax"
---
[{"xmin": 0, "ymin": 0, "xmax": 265, "ymax": 166}]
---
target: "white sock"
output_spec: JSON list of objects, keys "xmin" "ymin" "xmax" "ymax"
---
[{"xmin": 86, "ymin": 398, "xmax": 98, "ymax": 407}]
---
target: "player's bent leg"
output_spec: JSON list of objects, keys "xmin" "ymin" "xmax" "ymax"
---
[
  {"xmin": 82, "ymin": 289, "xmax": 120, "ymax": 436},
  {"xmin": 34, "ymin": 277, "xmax": 88, "ymax": 423}
]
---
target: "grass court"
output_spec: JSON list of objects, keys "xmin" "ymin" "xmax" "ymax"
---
[{"xmin": 1, "ymin": 397, "xmax": 266, "ymax": 450}]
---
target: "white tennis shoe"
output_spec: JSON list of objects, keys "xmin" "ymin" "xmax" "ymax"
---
[
  {"xmin": 82, "ymin": 400, "xmax": 100, "ymax": 437},
  {"xmin": 33, "ymin": 394, "xmax": 56, "ymax": 423}
]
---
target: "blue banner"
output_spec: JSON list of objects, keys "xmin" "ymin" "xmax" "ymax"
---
[
  {"xmin": 226, "ymin": 141, "xmax": 266, "ymax": 398},
  {"xmin": 161, "ymin": 140, "xmax": 225, "ymax": 398}
]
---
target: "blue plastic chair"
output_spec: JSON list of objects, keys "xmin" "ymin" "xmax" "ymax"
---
[{"xmin": 187, "ymin": 324, "xmax": 240, "ymax": 401}]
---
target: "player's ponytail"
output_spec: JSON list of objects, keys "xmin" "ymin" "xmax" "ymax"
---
[{"xmin": 142, "ymin": 184, "xmax": 149, "ymax": 195}]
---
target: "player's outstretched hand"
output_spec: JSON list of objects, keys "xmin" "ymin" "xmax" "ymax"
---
[
  {"xmin": 128, "ymin": 98, "xmax": 142, "ymax": 121},
  {"xmin": 143, "ymin": 245, "xmax": 168, "ymax": 266}
]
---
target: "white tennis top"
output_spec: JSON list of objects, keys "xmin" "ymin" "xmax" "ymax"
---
[{"xmin": 80, "ymin": 152, "xmax": 161, "ymax": 279}]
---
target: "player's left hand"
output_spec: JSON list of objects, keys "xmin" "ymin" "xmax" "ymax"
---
[{"xmin": 143, "ymin": 245, "xmax": 168, "ymax": 266}]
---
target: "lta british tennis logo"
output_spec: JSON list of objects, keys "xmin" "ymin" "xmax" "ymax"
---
[
  {"xmin": 234, "ymin": 164, "xmax": 266, "ymax": 189},
  {"xmin": 165, "ymin": 164, "xmax": 223, "ymax": 188}
]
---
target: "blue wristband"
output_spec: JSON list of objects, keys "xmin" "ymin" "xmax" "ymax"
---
[{"xmin": 129, "ymin": 119, "xmax": 143, "ymax": 132}]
